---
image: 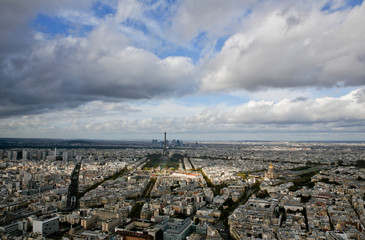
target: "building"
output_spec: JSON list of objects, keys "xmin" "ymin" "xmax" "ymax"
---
[
  {"xmin": 156, "ymin": 218, "xmax": 193, "ymax": 240},
  {"xmin": 81, "ymin": 215, "xmax": 98, "ymax": 230},
  {"xmin": 265, "ymin": 162, "xmax": 277, "ymax": 179},
  {"xmin": 33, "ymin": 215, "xmax": 59, "ymax": 236},
  {"xmin": 325, "ymin": 231, "xmax": 365, "ymax": 240},
  {"xmin": 22, "ymin": 150, "xmax": 29, "ymax": 160},
  {"xmin": 116, "ymin": 231, "xmax": 154, "ymax": 240},
  {"xmin": 115, "ymin": 220, "xmax": 159, "ymax": 240},
  {"xmin": 102, "ymin": 218, "xmax": 121, "ymax": 232},
  {"xmin": 0, "ymin": 221, "xmax": 21, "ymax": 236},
  {"xmin": 140, "ymin": 208, "xmax": 154, "ymax": 220},
  {"xmin": 12, "ymin": 150, "xmax": 18, "ymax": 160},
  {"xmin": 63, "ymin": 151, "xmax": 69, "ymax": 161}
]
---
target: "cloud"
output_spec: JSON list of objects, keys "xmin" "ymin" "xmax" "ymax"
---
[
  {"xmin": 201, "ymin": 1, "xmax": 365, "ymax": 91},
  {"xmin": 0, "ymin": 0, "xmax": 199, "ymax": 118},
  {"xmin": 169, "ymin": 0, "xmax": 255, "ymax": 43},
  {"xmin": 1, "ymin": 89, "xmax": 365, "ymax": 140},
  {"xmin": 0, "ymin": 19, "xmax": 196, "ymax": 117},
  {"xmin": 188, "ymin": 89, "xmax": 365, "ymax": 125},
  {"xmin": 1, "ymin": 0, "xmax": 365, "ymax": 137},
  {"xmin": 0, "ymin": 1, "xmax": 92, "ymax": 52}
]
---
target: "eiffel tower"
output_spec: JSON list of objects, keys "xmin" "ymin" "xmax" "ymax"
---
[{"xmin": 162, "ymin": 132, "xmax": 169, "ymax": 160}]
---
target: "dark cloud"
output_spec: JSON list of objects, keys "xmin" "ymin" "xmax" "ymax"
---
[
  {"xmin": 2, "ymin": 0, "xmax": 365, "ymax": 121},
  {"xmin": 285, "ymin": 15, "xmax": 302, "ymax": 30},
  {"xmin": 292, "ymin": 96, "xmax": 308, "ymax": 102},
  {"xmin": 0, "ymin": 2, "xmax": 196, "ymax": 118},
  {"xmin": 0, "ymin": 40, "xmax": 195, "ymax": 116}
]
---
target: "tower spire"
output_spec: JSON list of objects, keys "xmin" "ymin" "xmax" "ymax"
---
[{"xmin": 162, "ymin": 131, "xmax": 169, "ymax": 159}]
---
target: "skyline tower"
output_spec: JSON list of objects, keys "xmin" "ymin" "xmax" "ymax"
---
[{"xmin": 162, "ymin": 131, "xmax": 169, "ymax": 160}]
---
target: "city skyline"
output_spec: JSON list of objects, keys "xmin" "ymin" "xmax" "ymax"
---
[
  {"xmin": 1, "ymin": 142, "xmax": 365, "ymax": 238},
  {"xmin": 1, "ymin": 0, "xmax": 365, "ymax": 141}
]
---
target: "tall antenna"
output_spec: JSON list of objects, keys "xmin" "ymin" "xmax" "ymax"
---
[{"xmin": 162, "ymin": 131, "xmax": 169, "ymax": 159}]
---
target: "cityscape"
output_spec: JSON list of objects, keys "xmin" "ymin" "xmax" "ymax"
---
[
  {"xmin": 1, "ymin": 135, "xmax": 365, "ymax": 239},
  {"xmin": 1, "ymin": 0, "xmax": 365, "ymax": 239}
]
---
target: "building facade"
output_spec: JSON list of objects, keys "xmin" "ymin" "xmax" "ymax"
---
[{"xmin": 33, "ymin": 215, "xmax": 59, "ymax": 236}]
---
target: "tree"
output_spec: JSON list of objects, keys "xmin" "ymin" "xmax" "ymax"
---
[
  {"xmin": 299, "ymin": 194, "xmax": 311, "ymax": 203},
  {"xmin": 257, "ymin": 189, "xmax": 270, "ymax": 199},
  {"xmin": 355, "ymin": 160, "xmax": 365, "ymax": 168}
]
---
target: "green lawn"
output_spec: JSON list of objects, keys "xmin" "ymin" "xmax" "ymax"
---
[{"xmin": 143, "ymin": 153, "xmax": 182, "ymax": 170}]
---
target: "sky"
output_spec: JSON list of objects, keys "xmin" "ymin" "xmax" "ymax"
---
[{"xmin": 0, "ymin": 0, "xmax": 365, "ymax": 141}]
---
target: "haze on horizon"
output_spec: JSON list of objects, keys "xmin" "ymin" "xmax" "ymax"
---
[{"xmin": 1, "ymin": 0, "xmax": 365, "ymax": 141}]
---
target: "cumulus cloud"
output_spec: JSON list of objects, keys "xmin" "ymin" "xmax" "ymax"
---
[
  {"xmin": 0, "ymin": 1, "xmax": 91, "ymax": 53},
  {"xmin": 201, "ymin": 1, "xmax": 365, "ymax": 91},
  {"xmin": 1, "ymin": 89, "xmax": 365, "ymax": 140},
  {"xmin": 0, "ymin": 4, "xmax": 196, "ymax": 117},
  {"xmin": 169, "ymin": 0, "xmax": 255, "ymax": 43},
  {"xmin": 188, "ymin": 89, "xmax": 365, "ymax": 125},
  {"xmin": 1, "ymin": 0, "xmax": 365, "ymax": 143}
]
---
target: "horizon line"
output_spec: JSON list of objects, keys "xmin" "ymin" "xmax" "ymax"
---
[{"xmin": 0, "ymin": 137, "xmax": 364, "ymax": 144}]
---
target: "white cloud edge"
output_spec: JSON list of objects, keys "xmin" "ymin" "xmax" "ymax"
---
[{"xmin": 1, "ymin": 88, "xmax": 365, "ymax": 139}]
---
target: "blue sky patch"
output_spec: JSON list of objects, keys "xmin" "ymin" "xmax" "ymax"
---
[
  {"xmin": 346, "ymin": 0, "xmax": 363, "ymax": 7},
  {"xmin": 122, "ymin": 18, "xmax": 149, "ymax": 35},
  {"xmin": 321, "ymin": 0, "xmax": 363, "ymax": 12},
  {"xmin": 179, "ymin": 93, "xmax": 249, "ymax": 106},
  {"xmin": 92, "ymin": 2, "xmax": 116, "ymax": 18},
  {"xmin": 143, "ymin": 0, "xmax": 180, "ymax": 31},
  {"xmin": 215, "ymin": 36, "xmax": 230, "ymax": 52},
  {"xmin": 32, "ymin": 13, "xmax": 94, "ymax": 37},
  {"xmin": 157, "ymin": 45, "xmax": 201, "ymax": 63},
  {"xmin": 32, "ymin": 13, "xmax": 72, "ymax": 36}
]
